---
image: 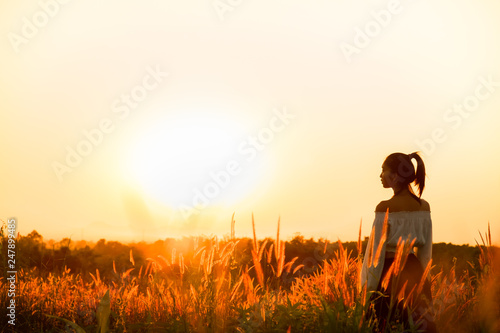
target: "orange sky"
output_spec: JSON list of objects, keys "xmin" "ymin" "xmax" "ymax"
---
[{"xmin": 1, "ymin": 0, "xmax": 499, "ymax": 245}]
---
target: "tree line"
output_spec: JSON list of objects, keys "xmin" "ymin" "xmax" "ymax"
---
[{"xmin": 0, "ymin": 229, "xmax": 485, "ymax": 283}]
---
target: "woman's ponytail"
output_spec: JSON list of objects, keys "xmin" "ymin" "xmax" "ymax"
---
[{"xmin": 409, "ymin": 152, "xmax": 426, "ymax": 197}]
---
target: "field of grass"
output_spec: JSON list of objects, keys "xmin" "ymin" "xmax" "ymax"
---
[{"xmin": 1, "ymin": 215, "xmax": 499, "ymax": 332}]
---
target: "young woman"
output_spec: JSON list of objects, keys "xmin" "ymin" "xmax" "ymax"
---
[{"xmin": 360, "ymin": 152, "xmax": 436, "ymax": 332}]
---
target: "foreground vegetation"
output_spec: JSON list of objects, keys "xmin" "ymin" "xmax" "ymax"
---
[{"xmin": 1, "ymin": 215, "xmax": 499, "ymax": 332}]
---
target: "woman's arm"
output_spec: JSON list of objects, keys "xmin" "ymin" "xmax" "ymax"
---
[
  {"xmin": 416, "ymin": 201, "xmax": 432, "ymax": 270},
  {"xmin": 416, "ymin": 218, "xmax": 432, "ymax": 270},
  {"xmin": 360, "ymin": 207, "xmax": 388, "ymax": 293}
]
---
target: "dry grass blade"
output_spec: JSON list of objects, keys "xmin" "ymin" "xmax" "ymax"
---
[
  {"xmin": 392, "ymin": 238, "xmax": 405, "ymax": 274},
  {"xmin": 125, "ymin": 285, "xmax": 139, "ymax": 302},
  {"xmin": 207, "ymin": 248, "xmax": 215, "ymax": 275},
  {"xmin": 399, "ymin": 238, "xmax": 416, "ymax": 273},
  {"xmin": 230, "ymin": 275, "xmax": 244, "ymax": 302},
  {"xmin": 242, "ymin": 266, "xmax": 256, "ymax": 303},
  {"xmin": 129, "ymin": 249, "xmax": 135, "ymax": 267},
  {"xmin": 366, "ymin": 226, "xmax": 375, "ymax": 268},
  {"xmin": 194, "ymin": 246, "xmax": 207, "ymax": 259},
  {"xmin": 357, "ymin": 219, "xmax": 362, "ymax": 257},
  {"xmin": 267, "ymin": 243, "xmax": 274, "ymax": 264},
  {"xmin": 488, "ymin": 222, "xmax": 491, "ymax": 246},
  {"xmin": 373, "ymin": 208, "xmax": 389, "ymax": 267},
  {"xmin": 361, "ymin": 283, "xmax": 367, "ymax": 306},
  {"xmin": 216, "ymin": 268, "xmax": 226, "ymax": 294},
  {"xmin": 221, "ymin": 242, "xmax": 237, "ymax": 265},
  {"xmin": 89, "ymin": 269, "xmax": 101, "ymax": 287},
  {"xmin": 337, "ymin": 239, "xmax": 345, "ymax": 255},
  {"xmin": 122, "ymin": 268, "xmax": 134, "ymax": 279},
  {"xmin": 381, "ymin": 264, "xmax": 395, "ymax": 290},
  {"xmin": 293, "ymin": 264, "xmax": 304, "ymax": 274},
  {"xmin": 220, "ymin": 241, "xmax": 234, "ymax": 258},
  {"xmin": 323, "ymin": 263, "xmax": 329, "ymax": 295},
  {"xmin": 417, "ymin": 259, "xmax": 433, "ymax": 295},
  {"xmin": 251, "ymin": 249, "xmax": 265, "ymax": 288},
  {"xmin": 258, "ymin": 239, "xmax": 268, "ymax": 262},
  {"xmin": 276, "ymin": 216, "xmax": 281, "ymax": 260},
  {"xmin": 231, "ymin": 212, "xmax": 236, "ymax": 240},
  {"xmin": 138, "ymin": 265, "xmax": 143, "ymax": 279},
  {"xmin": 284, "ymin": 256, "xmax": 299, "ymax": 273},
  {"xmin": 277, "ymin": 241, "xmax": 286, "ymax": 277},
  {"xmin": 252, "ymin": 213, "xmax": 258, "ymax": 253},
  {"xmin": 179, "ymin": 253, "xmax": 185, "ymax": 275},
  {"xmin": 396, "ymin": 280, "xmax": 408, "ymax": 301},
  {"xmin": 190, "ymin": 284, "xmax": 198, "ymax": 301},
  {"xmin": 478, "ymin": 229, "xmax": 486, "ymax": 246},
  {"xmin": 402, "ymin": 284, "xmax": 418, "ymax": 309}
]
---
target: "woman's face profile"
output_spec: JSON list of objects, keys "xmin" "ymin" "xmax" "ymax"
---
[{"xmin": 380, "ymin": 164, "xmax": 396, "ymax": 188}]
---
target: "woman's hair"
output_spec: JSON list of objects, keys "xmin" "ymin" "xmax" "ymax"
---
[{"xmin": 383, "ymin": 152, "xmax": 426, "ymax": 200}]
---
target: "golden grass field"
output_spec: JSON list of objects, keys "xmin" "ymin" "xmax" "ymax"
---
[{"xmin": 1, "ymin": 215, "xmax": 499, "ymax": 332}]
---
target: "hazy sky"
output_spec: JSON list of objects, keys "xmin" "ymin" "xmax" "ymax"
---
[{"xmin": 1, "ymin": 0, "xmax": 499, "ymax": 245}]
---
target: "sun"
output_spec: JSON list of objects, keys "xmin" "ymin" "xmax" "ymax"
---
[{"xmin": 123, "ymin": 112, "xmax": 265, "ymax": 213}]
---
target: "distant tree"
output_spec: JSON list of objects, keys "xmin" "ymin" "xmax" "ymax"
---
[{"xmin": 17, "ymin": 230, "xmax": 45, "ymax": 270}]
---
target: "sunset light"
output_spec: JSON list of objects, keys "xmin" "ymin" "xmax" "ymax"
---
[
  {"xmin": 122, "ymin": 111, "xmax": 265, "ymax": 212},
  {"xmin": 1, "ymin": 0, "xmax": 500, "ymax": 331}
]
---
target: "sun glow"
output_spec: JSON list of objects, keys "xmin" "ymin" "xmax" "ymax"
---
[{"xmin": 123, "ymin": 112, "xmax": 266, "ymax": 211}]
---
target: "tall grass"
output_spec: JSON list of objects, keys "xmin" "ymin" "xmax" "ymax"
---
[{"xmin": 0, "ymin": 218, "xmax": 498, "ymax": 332}]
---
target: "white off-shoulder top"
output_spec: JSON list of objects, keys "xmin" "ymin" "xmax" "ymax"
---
[{"xmin": 360, "ymin": 211, "xmax": 433, "ymax": 293}]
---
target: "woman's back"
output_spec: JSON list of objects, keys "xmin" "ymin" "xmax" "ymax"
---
[{"xmin": 376, "ymin": 193, "xmax": 430, "ymax": 213}]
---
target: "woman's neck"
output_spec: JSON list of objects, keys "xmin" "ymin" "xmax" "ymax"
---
[
  {"xmin": 392, "ymin": 186, "xmax": 422, "ymax": 204},
  {"xmin": 392, "ymin": 186, "xmax": 410, "ymax": 197}
]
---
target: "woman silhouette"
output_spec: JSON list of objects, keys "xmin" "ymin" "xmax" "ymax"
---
[{"xmin": 360, "ymin": 152, "xmax": 436, "ymax": 332}]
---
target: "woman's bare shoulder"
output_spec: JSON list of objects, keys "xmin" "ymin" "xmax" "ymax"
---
[
  {"xmin": 420, "ymin": 199, "xmax": 431, "ymax": 211},
  {"xmin": 375, "ymin": 200, "xmax": 390, "ymax": 212},
  {"xmin": 375, "ymin": 198, "xmax": 430, "ymax": 212}
]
